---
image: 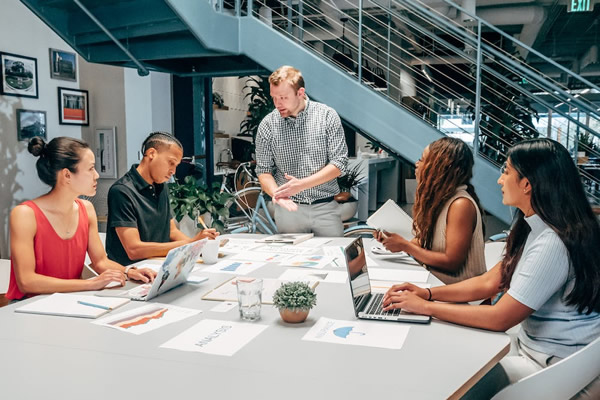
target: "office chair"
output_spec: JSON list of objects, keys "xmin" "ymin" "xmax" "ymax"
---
[{"xmin": 491, "ymin": 335, "xmax": 600, "ymax": 400}]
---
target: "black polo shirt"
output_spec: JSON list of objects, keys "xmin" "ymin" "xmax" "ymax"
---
[{"xmin": 106, "ymin": 164, "xmax": 171, "ymax": 265}]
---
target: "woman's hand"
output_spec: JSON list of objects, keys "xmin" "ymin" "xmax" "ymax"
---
[
  {"xmin": 88, "ymin": 270, "xmax": 126, "ymax": 290},
  {"xmin": 128, "ymin": 268, "xmax": 157, "ymax": 283},
  {"xmin": 376, "ymin": 231, "xmax": 409, "ymax": 253},
  {"xmin": 194, "ymin": 229, "xmax": 219, "ymax": 241},
  {"xmin": 382, "ymin": 283, "xmax": 432, "ymax": 315}
]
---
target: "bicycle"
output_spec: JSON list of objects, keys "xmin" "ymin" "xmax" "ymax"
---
[{"xmin": 218, "ymin": 161, "xmax": 278, "ymax": 234}]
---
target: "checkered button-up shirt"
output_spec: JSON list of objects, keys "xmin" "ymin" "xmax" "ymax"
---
[{"xmin": 255, "ymin": 99, "xmax": 348, "ymax": 203}]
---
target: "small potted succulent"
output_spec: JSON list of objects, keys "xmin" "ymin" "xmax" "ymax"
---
[{"xmin": 272, "ymin": 281, "xmax": 317, "ymax": 323}]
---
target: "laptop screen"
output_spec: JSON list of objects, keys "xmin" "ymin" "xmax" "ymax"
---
[{"xmin": 344, "ymin": 238, "xmax": 372, "ymax": 309}]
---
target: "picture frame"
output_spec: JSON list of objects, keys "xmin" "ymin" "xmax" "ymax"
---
[
  {"xmin": 0, "ymin": 52, "xmax": 38, "ymax": 98},
  {"xmin": 49, "ymin": 48, "xmax": 77, "ymax": 81},
  {"xmin": 16, "ymin": 109, "xmax": 47, "ymax": 141},
  {"xmin": 95, "ymin": 127, "xmax": 118, "ymax": 179},
  {"xmin": 58, "ymin": 87, "xmax": 89, "ymax": 126}
]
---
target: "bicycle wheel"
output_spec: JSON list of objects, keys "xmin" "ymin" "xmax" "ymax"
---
[
  {"xmin": 223, "ymin": 187, "xmax": 276, "ymax": 234},
  {"xmin": 343, "ymin": 225, "xmax": 377, "ymax": 238}
]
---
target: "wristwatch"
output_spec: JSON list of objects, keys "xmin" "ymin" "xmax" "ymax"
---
[{"xmin": 124, "ymin": 265, "xmax": 137, "ymax": 279}]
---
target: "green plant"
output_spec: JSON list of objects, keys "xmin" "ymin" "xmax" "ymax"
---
[
  {"xmin": 366, "ymin": 141, "xmax": 381, "ymax": 152},
  {"xmin": 212, "ymin": 92, "xmax": 225, "ymax": 109},
  {"xmin": 337, "ymin": 163, "xmax": 364, "ymax": 193},
  {"xmin": 168, "ymin": 176, "xmax": 233, "ymax": 233},
  {"xmin": 239, "ymin": 76, "xmax": 274, "ymax": 144},
  {"xmin": 272, "ymin": 281, "xmax": 317, "ymax": 311}
]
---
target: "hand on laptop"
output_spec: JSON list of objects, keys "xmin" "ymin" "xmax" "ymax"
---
[
  {"xmin": 88, "ymin": 270, "xmax": 126, "ymax": 290},
  {"xmin": 382, "ymin": 283, "xmax": 431, "ymax": 314},
  {"xmin": 128, "ymin": 268, "xmax": 157, "ymax": 283}
]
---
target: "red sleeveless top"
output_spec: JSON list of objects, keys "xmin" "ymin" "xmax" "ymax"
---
[{"xmin": 6, "ymin": 199, "xmax": 89, "ymax": 300}]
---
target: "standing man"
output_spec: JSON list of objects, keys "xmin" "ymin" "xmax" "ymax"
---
[
  {"xmin": 106, "ymin": 132, "xmax": 218, "ymax": 266},
  {"xmin": 255, "ymin": 65, "xmax": 348, "ymax": 236}
]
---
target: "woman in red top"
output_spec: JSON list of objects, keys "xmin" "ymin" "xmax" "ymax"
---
[{"xmin": 7, "ymin": 136, "xmax": 156, "ymax": 300}]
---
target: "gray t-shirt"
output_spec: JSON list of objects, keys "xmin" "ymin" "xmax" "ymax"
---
[{"xmin": 508, "ymin": 214, "xmax": 600, "ymax": 358}]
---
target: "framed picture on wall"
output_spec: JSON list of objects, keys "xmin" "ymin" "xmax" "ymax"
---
[
  {"xmin": 58, "ymin": 87, "xmax": 89, "ymax": 125},
  {"xmin": 16, "ymin": 109, "xmax": 47, "ymax": 141},
  {"xmin": 0, "ymin": 52, "xmax": 38, "ymax": 98},
  {"xmin": 49, "ymin": 48, "xmax": 77, "ymax": 81},
  {"xmin": 95, "ymin": 127, "xmax": 118, "ymax": 179}
]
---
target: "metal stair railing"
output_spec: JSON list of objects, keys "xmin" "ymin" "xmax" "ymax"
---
[{"xmin": 213, "ymin": 0, "xmax": 600, "ymax": 205}]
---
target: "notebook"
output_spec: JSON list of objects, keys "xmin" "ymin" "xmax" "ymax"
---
[
  {"xmin": 366, "ymin": 199, "xmax": 414, "ymax": 238},
  {"xmin": 342, "ymin": 237, "xmax": 430, "ymax": 323},
  {"xmin": 98, "ymin": 239, "xmax": 207, "ymax": 301},
  {"xmin": 15, "ymin": 293, "xmax": 130, "ymax": 319},
  {"xmin": 256, "ymin": 233, "xmax": 314, "ymax": 245}
]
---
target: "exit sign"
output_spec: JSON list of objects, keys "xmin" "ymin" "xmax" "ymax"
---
[{"xmin": 568, "ymin": 0, "xmax": 592, "ymax": 12}]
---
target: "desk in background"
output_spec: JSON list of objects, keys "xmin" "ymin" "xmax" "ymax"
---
[
  {"xmin": 0, "ymin": 236, "xmax": 508, "ymax": 399},
  {"xmin": 349, "ymin": 157, "xmax": 400, "ymax": 221}
]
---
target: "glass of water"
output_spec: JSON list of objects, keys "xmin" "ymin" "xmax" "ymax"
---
[{"xmin": 236, "ymin": 278, "xmax": 263, "ymax": 321}]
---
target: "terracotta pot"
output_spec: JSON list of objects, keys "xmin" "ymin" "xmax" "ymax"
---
[
  {"xmin": 279, "ymin": 308, "xmax": 310, "ymax": 323},
  {"xmin": 334, "ymin": 192, "xmax": 352, "ymax": 202}
]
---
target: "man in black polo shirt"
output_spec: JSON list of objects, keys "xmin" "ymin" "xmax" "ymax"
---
[{"xmin": 106, "ymin": 132, "xmax": 218, "ymax": 266}]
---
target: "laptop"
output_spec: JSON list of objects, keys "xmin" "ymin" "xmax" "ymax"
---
[
  {"xmin": 98, "ymin": 239, "xmax": 208, "ymax": 301},
  {"xmin": 343, "ymin": 237, "xmax": 430, "ymax": 323}
]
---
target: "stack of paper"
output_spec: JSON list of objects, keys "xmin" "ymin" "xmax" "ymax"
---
[{"xmin": 15, "ymin": 293, "xmax": 130, "ymax": 319}]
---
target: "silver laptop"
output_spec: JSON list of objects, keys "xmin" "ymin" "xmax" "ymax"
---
[
  {"xmin": 99, "ymin": 239, "xmax": 208, "ymax": 301},
  {"xmin": 343, "ymin": 237, "xmax": 430, "ymax": 323}
]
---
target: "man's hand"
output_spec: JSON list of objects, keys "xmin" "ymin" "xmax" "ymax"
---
[
  {"xmin": 273, "ymin": 197, "xmax": 298, "ymax": 212},
  {"xmin": 274, "ymin": 174, "xmax": 305, "ymax": 199}
]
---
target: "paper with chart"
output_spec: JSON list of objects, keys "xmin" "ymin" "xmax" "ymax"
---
[
  {"xmin": 202, "ymin": 277, "xmax": 318, "ymax": 304},
  {"xmin": 280, "ymin": 254, "xmax": 336, "ymax": 269},
  {"xmin": 160, "ymin": 319, "xmax": 268, "ymax": 356},
  {"xmin": 367, "ymin": 268, "xmax": 430, "ymax": 283},
  {"xmin": 302, "ymin": 317, "xmax": 410, "ymax": 350},
  {"xmin": 227, "ymin": 251, "xmax": 290, "ymax": 263},
  {"xmin": 202, "ymin": 260, "xmax": 266, "ymax": 275},
  {"xmin": 278, "ymin": 268, "xmax": 347, "ymax": 284},
  {"xmin": 322, "ymin": 245, "xmax": 347, "ymax": 268},
  {"xmin": 93, "ymin": 303, "xmax": 201, "ymax": 335},
  {"xmin": 219, "ymin": 238, "xmax": 260, "ymax": 254},
  {"xmin": 252, "ymin": 244, "xmax": 312, "ymax": 255}
]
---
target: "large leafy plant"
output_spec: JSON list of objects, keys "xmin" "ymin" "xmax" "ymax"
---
[
  {"xmin": 239, "ymin": 76, "xmax": 274, "ymax": 145},
  {"xmin": 168, "ymin": 176, "xmax": 232, "ymax": 233},
  {"xmin": 272, "ymin": 281, "xmax": 317, "ymax": 311}
]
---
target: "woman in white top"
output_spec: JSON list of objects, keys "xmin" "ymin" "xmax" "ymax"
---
[
  {"xmin": 383, "ymin": 138, "xmax": 600, "ymax": 399},
  {"xmin": 376, "ymin": 137, "xmax": 486, "ymax": 283}
]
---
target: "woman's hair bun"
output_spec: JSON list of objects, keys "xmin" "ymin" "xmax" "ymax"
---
[{"xmin": 28, "ymin": 136, "xmax": 47, "ymax": 157}]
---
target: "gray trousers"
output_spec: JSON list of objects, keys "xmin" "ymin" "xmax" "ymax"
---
[{"xmin": 274, "ymin": 200, "xmax": 343, "ymax": 237}]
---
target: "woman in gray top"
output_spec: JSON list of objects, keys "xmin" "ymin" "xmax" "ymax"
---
[{"xmin": 383, "ymin": 138, "xmax": 600, "ymax": 399}]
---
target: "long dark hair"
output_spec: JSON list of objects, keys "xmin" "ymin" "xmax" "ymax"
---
[
  {"xmin": 28, "ymin": 136, "xmax": 90, "ymax": 188},
  {"xmin": 500, "ymin": 138, "xmax": 600, "ymax": 314},
  {"xmin": 413, "ymin": 137, "xmax": 484, "ymax": 249}
]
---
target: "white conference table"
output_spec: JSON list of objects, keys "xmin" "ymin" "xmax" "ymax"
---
[{"xmin": 0, "ymin": 235, "xmax": 509, "ymax": 399}]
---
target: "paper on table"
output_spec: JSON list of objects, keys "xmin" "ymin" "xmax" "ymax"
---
[
  {"xmin": 202, "ymin": 277, "xmax": 319, "ymax": 304},
  {"xmin": 15, "ymin": 293, "xmax": 130, "ymax": 319},
  {"xmin": 279, "ymin": 254, "xmax": 336, "ymax": 269},
  {"xmin": 302, "ymin": 317, "xmax": 410, "ymax": 350},
  {"xmin": 252, "ymin": 244, "xmax": 312, "ymax": 255},
  {"xmin": 367, "ymin": 268, "xmax": 430, "ymax": 283},
  {"xmin": 278, "ymin": 268, "xmax": 347, "ymax": 284},
  {"xmin": 300, "ymin": 238, "xmax": 333, "ymax": 248},
  {"xmin": 365, "ymin": 255, "xmax": 379, "ymax": 267},
  {"xmin": 93, "ymin": 303, "xmax": 201, "ymax": 335},
  {"xmin": 202, "ymin": 260, "xmax": 266, "ymax": 275},
  {"xmin": 160, "ymin": 319, "xmax": 268, "ymax": 356},
  {"xmin": 227, "ymin": 252, "xmax": 290, "ymax": 263},
  {"xmin": 322, "ymin": 246, "xmax": 347, "ymax": 267},
  {"xmin": 220, "ymin": 238, "xmax": 261, "ymax": 254},
  {"xmin": 210, "ymin": 301, "xmax": 238, "ymax": 313}
]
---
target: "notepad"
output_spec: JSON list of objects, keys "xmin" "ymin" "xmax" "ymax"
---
[
  {"xmin": 256, "ymin": 233, "xmax": 314, "ymax": 245},
  {"xmin": 15, "ymin": 293, "xmax": 130, "ymax": 319},
  {"xmin": 367, "ymin": 199, "xmax": 414, "ymax": 238}
]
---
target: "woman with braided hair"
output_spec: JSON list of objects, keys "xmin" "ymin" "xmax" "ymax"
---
[{"xmin": 376, "ymin": 137, "xmax": 486, "ymax": 283}]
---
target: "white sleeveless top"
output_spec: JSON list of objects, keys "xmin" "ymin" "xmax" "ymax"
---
[{"xmin": 428, "ymin": 185, "xmax": 486, "ymax": 284}]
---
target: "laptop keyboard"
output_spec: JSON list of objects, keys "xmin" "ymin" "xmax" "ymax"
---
[{"xmin": 365, "ymin": 293, "xmax": 402, "ymax": 316}]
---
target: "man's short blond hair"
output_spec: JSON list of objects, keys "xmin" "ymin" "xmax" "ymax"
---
[{"xmin": 269, "ymin": 66, "xmax": 305, "ymax": 92}]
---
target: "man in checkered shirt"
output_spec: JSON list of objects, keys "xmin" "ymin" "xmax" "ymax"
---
[{"xmin": 255, "ymin": 65, "xmax": 348, "ymax": 237}]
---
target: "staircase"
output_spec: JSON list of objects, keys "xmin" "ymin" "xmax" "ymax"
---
[{"xmin": 21, "ymin": 0, "xmax": 600, "ymax": 224}]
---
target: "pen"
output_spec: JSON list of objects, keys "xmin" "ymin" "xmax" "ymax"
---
[
  {"xmin": 197, "ymin": 215, "xmax": 209, "ymax": 230},
  {"xmin": 77, "ymin": 300, "xmax": 111, "ymax": 310}
]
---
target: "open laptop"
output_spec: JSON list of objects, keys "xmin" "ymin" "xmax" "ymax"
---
[
  {"xmin": 343, "ymin": 237, "xmax": 430, "ymax": 323},
  {"xmin": 98, "ymin": 239, "xmax": 208, "ymax": 301}
]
